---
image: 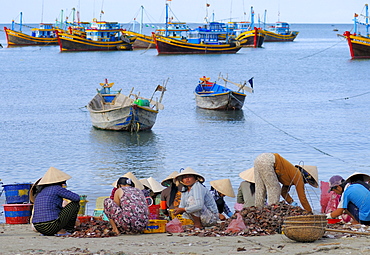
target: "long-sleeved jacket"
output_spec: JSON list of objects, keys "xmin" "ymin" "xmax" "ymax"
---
[{"xmin": 274, "ymin": 153, "xmax": 312, "ymax": 212}]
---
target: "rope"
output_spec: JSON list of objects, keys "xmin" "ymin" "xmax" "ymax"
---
[
  {"xmin": 298, "ymin": 38, "xmax": 345, "ymax": 60},
  {"xmin": 243, "ymin": 104, "xmax": 342, "ymax": 160},
  {"xmin": 329, "ymin": 91, "xmax": 370, "ymax": 101}
]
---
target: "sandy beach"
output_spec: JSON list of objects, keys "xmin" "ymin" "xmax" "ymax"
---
[{"xmin": 1, "ymin": 223, "xmax": 370, "ymax": 255}]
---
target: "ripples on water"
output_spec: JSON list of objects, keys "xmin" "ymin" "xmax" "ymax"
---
[{"xmin": 1, "ymin": 24, "xmax": 370, "ymax": 217}]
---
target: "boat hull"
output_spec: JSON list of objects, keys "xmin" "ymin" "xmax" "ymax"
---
[
  {"xmin": 262, "ymin": 30, "xmax": 299, "ymax": 42},
  {"xmin": 194, "ymin": 91, "xmax": 246, "ymax": 110},
  {"xmin": 153, "ymin": 35, "xmax": 241, "ymax": 54},
  {"xmin": 4, "ymin": 27, "xmax": 58, "ymax": 46},
  {"xmin": 124, "ymin": 31, "xmax": 155, "ymax": 49},
  {"xmin": 235, "ymin": 30, "xmax": 264, "ymax": 47},
  {"xmin": 87, "ymin": 94, "xmax": 158, "ymax": 131},
  {"xmin": 344, "ymin": 31, "xmax": 370, "ymax": 59},
  {"xmin": 57, "ymin": 32, "xmax": 133, "ymax": 52}
]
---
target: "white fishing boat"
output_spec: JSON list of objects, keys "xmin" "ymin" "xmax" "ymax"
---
[{"xmin": 87, "ymin": 79, "xmax": 166, "ymax": 132}]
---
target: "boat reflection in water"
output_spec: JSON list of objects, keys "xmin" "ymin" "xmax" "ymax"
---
[
  {"xmin": 88, "ymin": 128, "xmax": 163, "ymax": 179},
  {"xmin": 195, "ymin": 108, "xmax": 245, "ymax": 122}
]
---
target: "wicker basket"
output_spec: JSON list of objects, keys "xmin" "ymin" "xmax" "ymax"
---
[
  {"xmin": 283, "ymin": 220, "xmax": 327, "ymax": 227},
  {"xmin": 283, "ymin": 226, "xmax": 326, "ymax": 242},
  {"xmin": 285, "ymin": 214, "xmax": 327, "ymax": 222}
]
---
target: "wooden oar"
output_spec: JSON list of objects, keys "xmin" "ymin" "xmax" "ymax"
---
[
  {"xmin": 218, "ymin": 75, "xmax": 253, "ymax": 93},
  {"xmin": 325, "ymin": 228, "xmax": 370, "ymax": 236}
]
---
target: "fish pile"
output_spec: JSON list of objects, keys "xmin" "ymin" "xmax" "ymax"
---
[
  {"xmin": 70, "ymin": 219, "xmax": 117, "ymax": 238},
  {"xmin": 183, "ymin": 202, "xmax": 311, "ymax": 237}
]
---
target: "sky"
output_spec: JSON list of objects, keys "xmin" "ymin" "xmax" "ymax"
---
[{"xmin": 0, "ymin": 0, "xmax": 369, "ymax": 24}]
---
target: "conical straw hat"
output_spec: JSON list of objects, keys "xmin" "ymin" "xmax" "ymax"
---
[
  {"xmin": 38, "ymin": 167, "xmax": 72, "ymax": 185},
  {"xmin": 147, "ymin": 177, "xmax": 165, "ymax": 193},
  {"xmin": 175, "ymin": 167, "xmax": 205, "ymax": 183},
  {"xmin": 346, "ymin": 172, "xmax": 370, "ymax": 183},
  {"xmin": 111, "ymin": 172, "xmax": 144, "ymax": 190},
  {"xmin": 239, "ymin": 167, "xmax": 255, "ymax": 183},
  {"xmin": 210, "ymin": 178, "xmax": 235, "ymax": 197},
  {"xmin": 295, "ymin": 165, "xmax": 319, "ymax": 188},
  {"xmin": 161, "ymin": 171, "xmax": 179, "ymax": 186},
  {"xmin": 140, "ymin": 178, "xmax": 151, "ymax": 189}
]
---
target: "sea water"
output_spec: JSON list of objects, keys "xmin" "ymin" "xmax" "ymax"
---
[{"xmin": 0, "ymin": 24, "xmax": 369, "ymax": 220}]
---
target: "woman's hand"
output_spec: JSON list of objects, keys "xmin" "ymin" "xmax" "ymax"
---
[{"xmin": 173, "ymin": 208, "xmax": 186, "ymax": 215}]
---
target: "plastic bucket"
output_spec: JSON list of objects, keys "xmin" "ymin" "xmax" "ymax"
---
[
  {"xmin": 148, "ymin": 204, "xmax": 160, "ymax": 219},
  {"xmin": 2, "ymin": 183, "xmax": 32, "ymax": 204},
  {"xmin": 3, "ymin": 204, "xmax": 33, "ymax": 224}
]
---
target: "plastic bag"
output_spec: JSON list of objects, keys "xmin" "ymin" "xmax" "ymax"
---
[
  {"xmin": 165, "ymin": 217, "xmax": 184, "ymax": 233},
  {"xmin": 225, "ymin": 213, "xmax": 246, "ymax": 233}
]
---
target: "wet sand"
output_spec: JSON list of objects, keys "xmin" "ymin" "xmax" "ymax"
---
[{"xmin": 1, "ymin": 223, "xmax": 370, "ymax": 254}]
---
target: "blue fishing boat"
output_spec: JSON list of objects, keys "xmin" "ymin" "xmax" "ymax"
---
[
  {"xmin": 57, "ymin": 20, "xmax": 135, "ymax": 52},
  {"xmin": 87, "ymin": 79, "xmax": 166, "ymax": 132},
  {"xmin": 227, "ymin": 7, "xmax": 265, "ymax": 47},
  {"xmin": 4, "ymin": 12, "xmax": 58, "ymax": 46},
  {"xmin": 194, "ymin": 76, "xmax": 253, "ymax": 110},
  {"xmin": 343, "ymin": 4, "xmax": 370, "ymax": 59},
  {"xmin": 152, "ymin": 4, "xmax": 241, "ymax": 54},
  {"xmin": 260, "ymin": 10, "xmax": 299, "ymax": 42}
]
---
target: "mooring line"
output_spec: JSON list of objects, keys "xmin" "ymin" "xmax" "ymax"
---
[
  {"xmin": 243, "ymin": 104, "xmax": 344, "ymax": 162},
  {"xmin": 329, "ymin": 91, "xmax": 370, "ymax": 101}
]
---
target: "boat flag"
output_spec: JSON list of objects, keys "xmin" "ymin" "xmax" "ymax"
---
[
  {"xmin": 155, "ymin": 85, "xmax": 167, "ymax": 92},
  {"xmin": 206, "ymin": 3, "xmax": 210, "ymax": 7},
  {"xmin": 248, "ymin": 77, "xmax": 254, "ymax": 89}
]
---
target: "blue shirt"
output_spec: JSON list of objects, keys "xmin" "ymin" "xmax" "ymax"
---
[
  {"xmin": 179, "ymin": 182, "xmax": 218, "ymax": 214},
  {"xmin": 32, "ymin": 185, "xmax": 80, "ymax": 223},
  {"xmin": 342, "ymin": 183, "xmax": 370, "ymax": 221}
]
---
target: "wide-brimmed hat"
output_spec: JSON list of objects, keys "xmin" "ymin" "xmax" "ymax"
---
[
  {"xmin": 112, "ymin": 172, "xmax": 144, "ymax": 190},
  {"xmin": 38, "ymin": 167, "xmax": 72, "ymax": 185},
  {"xmin": 295, "ymin": 165, "xmax": 319, "ymax": 188},
  {"xmin": 346, "ymin": 172, "xmax": 370, "ymax": 183},
  {"xmin": 210, "ymin": 178, "xmax": 235, "ymax": 197},
  {"xmin": 147, "ymin": 177, "xmax": 165, "ymax": 193},
  {"xmin": 239, "ymin": 167, "xmax": 255, "ymax": 183},
  {"xmin": 161, "ymin": 171, "xmax": 179, "ymax": 186},
  {"xmin": 140, "ymin": 178, "xmax": 151, "ymax": 189},
  {"xmin": 29, "ymin": 178, "xmax": 42, "ymax": 203},
  {"xmin": 175, "ymin": 167, "xmax": 205, "ymax": 183}
]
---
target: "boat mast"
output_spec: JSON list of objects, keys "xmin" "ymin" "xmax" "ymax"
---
[
  {"xmin": 250, "ymin": 6, "xmax": 254, "ymax": 29},
  {"xmin": 366, "ymin": 4, "xmax": 369, "ymax": 37},
  {"xmin": 20, "ymin": 12, "xmax": 23, "ymax": 32},
  {"xmin": 140, "ymin": 5, "xmax": 144, "ymax": 34},
  {"xmin": 263, "ymin": 10, "xmax": 267, "ymax": 30},
  {"xmin": 165, "ymin": 3, "xmax": 169, "ymax": 37}
]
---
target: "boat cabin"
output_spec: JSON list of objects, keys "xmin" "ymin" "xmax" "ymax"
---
[
  {"xmin": 155, "ymin": 22, "xmax": 190, "ymax": 40},
  {"xmin": 86, "ymin": 21, "xmax": 122, "ymax": 42},
  {"xmin": 227, "ymin": 21, "xmax": 252, "ymax": 36},
  {"xmin": 269, "ymin": 22, "xmax": 291, "ymax": 35},
  {"xmin": 31, "ymin": 23, "xmax": 56, "ymax": 38},
  {"xmin": 188, "ymin": 22, "xmax": 229, "ymax": 44}
]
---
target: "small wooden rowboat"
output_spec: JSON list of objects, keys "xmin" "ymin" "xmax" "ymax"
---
[
  {"xmin": 87, "ymin": 79, "xmax": 166, "ymax": 131},
  {"xmin": 194, "ymin": 75, "xmax": 253, "ymax": 110}
]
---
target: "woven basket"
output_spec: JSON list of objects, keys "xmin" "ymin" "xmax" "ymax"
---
[
  {"xmin": 284, "ymin": 220, "xmax": 327, "ymax": 227},
  {"xmin": 285, "ymin": 214, "xmax": 326, "ymax": 222},
  {"xmin": 283, "ymin": 226, "xmax": 325, "ymax": 242}
]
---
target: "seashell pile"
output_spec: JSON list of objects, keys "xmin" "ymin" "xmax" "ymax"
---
[
  {"xmin": 70, "ymin": 219, "xmax": 117, "ymax": 238},
  {"xmin": 183, "ymin": 201, "xmax": 311, "ymax": 237}
]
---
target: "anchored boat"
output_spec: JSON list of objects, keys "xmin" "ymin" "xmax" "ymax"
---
[{"xmin": 87, "ymin": 79, "xmax": 166, "ymax": 132}]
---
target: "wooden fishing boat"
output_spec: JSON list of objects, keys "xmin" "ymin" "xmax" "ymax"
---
[
  {"xmin": 261, "ymin": 22, "xmax": 299, "ymax": 42},
  {"xmin": 123, "ymin": 31, "xmax": 155, "ymax": 49},
  {"xmin": 87, "ymin": 79, "xmax": 166, "ymax": 132},
  {"xmin": 226, "ymin": 7, "xmax": 265, "ymax": 47},
  {"xmin": 57, "ymin": 20, "xmax": 135, "ymax": 52},
  {"xmin": 234, "ymin": 28, "xmax": 265, "ymax": 47},
  {"xmin": 4, "ymin": 13, "xmax": 58, "ymax": 46},
  {"xmin": 194, "ymin": 76, "xmax": 253, "ymax": 110},
  {"xmin": 343, "ymin": 4, "xmax": 370, "ymax": 59}
]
